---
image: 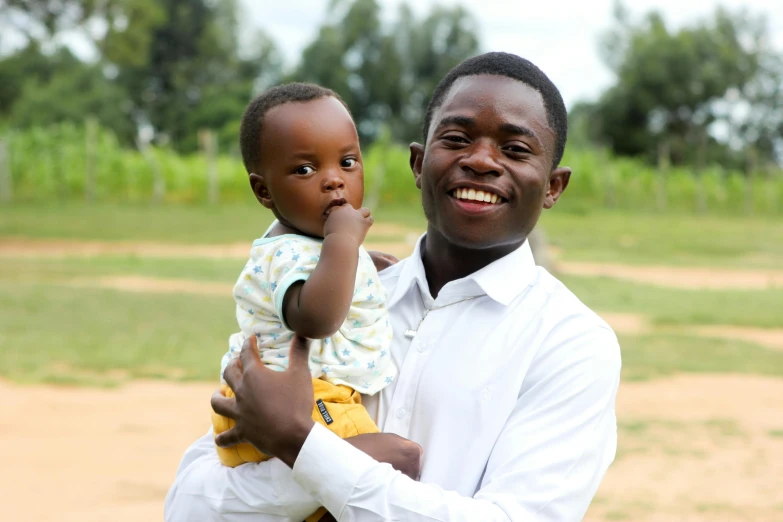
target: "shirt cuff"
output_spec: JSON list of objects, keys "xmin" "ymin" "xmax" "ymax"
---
[
  {"xmin": 291, "ymin": 423, "xmax": 379, "ymax": 517},
  {"xmin": 269, "ymin": 457, "xmax": 322, "ymax": 517}
]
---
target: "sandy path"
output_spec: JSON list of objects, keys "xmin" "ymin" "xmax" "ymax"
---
[
  {"xmin": 599, "ymin": 312, "xmax": 783, "ymax": 352},
  {"xmin": 5, "ymin": 236, "xmax": 783, "ymax": 291},
  {"xmin": 558, "ymin": 261, "xmax": 783, "ymax": 290},
  {"xmin": 585, "ymin": 374, "xmax": 783, "ymax": 522},
  {"xmin": 0, "ymin": 238, "xmax": 418, "ymax": 261},
  {"xmin": 0, "ymin": 379, "xmax": 215, "ymax": 522},
  {"xmin": 2, "ymin": 374, "xmax": 782, "ymax": 522}
]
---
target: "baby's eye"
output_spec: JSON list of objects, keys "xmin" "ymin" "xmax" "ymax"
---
[
  {"xmin": 294, "ymin": 165, "xmax": 315, "ymax": 175},
  {"xmin": 341, "ymin": 157, "xmax": 358, "ymax": 168}
]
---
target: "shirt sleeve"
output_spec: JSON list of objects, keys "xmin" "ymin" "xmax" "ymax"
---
[
  {"xmin": 164, "ymin": 430, "xmax": 321, "ymax": 522},
  {"xmin": 291, "ymin": 326, "xmax": 621, "ymax": 521}
]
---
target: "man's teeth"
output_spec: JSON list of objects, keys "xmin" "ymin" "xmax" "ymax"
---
[{"xmin": 452, "ymin": 188, "xmax": 501, "ymax": 204}]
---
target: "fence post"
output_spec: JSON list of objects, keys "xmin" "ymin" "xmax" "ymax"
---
[
  {"xmin": 745, "ymin": 146, "xmax": 757, "ymax": 215},
  {"xmin": 602, "ymin": 148, "xmax": 616, "ymax": 208},
  {"xmin": 0, "ymin": 136, "xmax": 11, "ymax": 204},
  {"xmin": 137, "ymin": 135, "xmax": 165, "ymax": 204},
  {"xmin": 656, "ymin": 140, "xmax": 670, "ymax": 211},
  {"xmin": 694, "ymin": 130, "xmax": 707, "ymax": 214},
  {"xmin": 85, "ymin": 117, "xmax": 98, "ymax": 202},
  {"xmin": 365, "ymin": 127, "xmax": 391, "ymax": 210},
  {"xmin": 200, "ymin": 129, "xmax": 219, "ymax": 205},
  {"xmin": 768, "ymin": 164, "xmax": 779, "ymax": 215}
]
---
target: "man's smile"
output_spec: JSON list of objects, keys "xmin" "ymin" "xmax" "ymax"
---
[{"xmin": 446, "ymin": 181, "xmax": 509, "ymax": 215}]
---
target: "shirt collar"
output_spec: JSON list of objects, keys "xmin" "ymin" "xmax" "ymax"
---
[{"xmin": 387, "ymin": 233, "xmax": 538, "ymax": 308}]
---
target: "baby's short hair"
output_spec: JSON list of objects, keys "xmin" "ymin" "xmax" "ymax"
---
[{"xmin": 239, "ymin": 83, "xmax": 349, "ymax": 174}]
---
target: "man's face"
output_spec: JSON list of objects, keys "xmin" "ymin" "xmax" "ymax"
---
[{"xmin": 410, "ymin": 74, "xmax": 570, "ymax": 251}]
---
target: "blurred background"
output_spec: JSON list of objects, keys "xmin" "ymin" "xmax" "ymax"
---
[{"xmin": 0, "ymin": 0, "xmax": 782, "ymax": 521}]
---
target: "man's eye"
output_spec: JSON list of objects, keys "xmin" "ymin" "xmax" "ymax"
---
[
  {"xmin": 294, "ymin": 165, "xmax": 315, "ymax": 175},
  {"xmin": 341, "ymin": 158, "xmax": 358, "ymax": 168},
  {"xmin": 504, "ymin": 145, "xmax": 530, "ymax": 155},
  {"xmin": 443, "ymin": 135, "xmax": 468, "ymax": 143}
]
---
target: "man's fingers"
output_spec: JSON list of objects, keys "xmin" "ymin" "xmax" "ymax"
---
[
  {"xmin": 368, "ymin": 250, "xmax": 399, "ymax": 271},
  {"xmin": 215, "ymin": 427, "xmax": 242, "ymax": 448},
  {"xmin": 222, "ymin": 358, "xmax": 242, "ymax": 391},
  {"xmin": 211, "ymin": 389, "xmax": 238, "ymax": 419},
  {"xmin": 239, "ymin": 335, "xmax": 262, "ymax": 373},
  {"xmin": 360, "ymin": 207, "xmax": 372, "ymax": 218},
  {"xmin": 287, "ymin": 334, "xmax": 310, "ymax": 374}
]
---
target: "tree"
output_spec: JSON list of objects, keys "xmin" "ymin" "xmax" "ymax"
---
[
  {"xmin": 1, "ymin": 0, "xmax": 99, "ymax": 42},
  {"xmin": 291, "ymin": 0, "xmax": 480, "ymax": 144},
  {"xmin": 586, "ymin": 3, "xmax": 782, "ymax": 167}
]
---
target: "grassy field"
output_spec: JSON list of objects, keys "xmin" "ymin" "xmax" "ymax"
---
[
  {"xmin": 3, "ymin": 202, "xmax": 783, "ymax": 268},
  {"xmin": 2, "ymin": 202, "xmax": 783, "ymax": 522},
  {"xmin": 2, "ymin": 202, "xmax": 782, "ymax": 385}
]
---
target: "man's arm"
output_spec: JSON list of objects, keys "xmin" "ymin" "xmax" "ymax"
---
[
  {"xmin": 164, "ymin": 431, "xmax": 321, "ymax": 522},
  {"xmin": 291, "ymin": 326, "xmax": 620, "ymax": 521},
  {"xmin": 214, "ymin": 326, "xmax": 620, "ymax": 521},
  {"xmin": 164, "ymin": 424, "xmax": 422, "ymax": 521}
]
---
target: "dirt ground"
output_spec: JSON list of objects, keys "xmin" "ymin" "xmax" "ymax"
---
[
  {"xmin": 4, "ymin": 235, "xmax": 783, "ymax": 520},
  {"xmin": 2, "ymin": 375, "xmax": 781, "ymax": 522}
]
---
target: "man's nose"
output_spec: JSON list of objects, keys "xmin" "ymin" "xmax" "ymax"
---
[{"xmin": 459, "ymin": 140, "xmax": 503, "ymax": 176}]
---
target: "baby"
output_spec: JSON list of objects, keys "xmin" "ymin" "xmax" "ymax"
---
[{"xmin": 211, "ymin": 83, "xmax": 400, "ymax": 507}]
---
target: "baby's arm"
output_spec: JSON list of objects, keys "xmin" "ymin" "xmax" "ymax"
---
[{"xmin": 283, "ymin": 204, "xmax": 373, "ymax": 339}]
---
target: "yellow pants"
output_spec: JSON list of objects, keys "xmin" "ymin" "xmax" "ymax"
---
[{"xmin": 212, "ymin": 378, "xmax": 379, "ymax": 521}]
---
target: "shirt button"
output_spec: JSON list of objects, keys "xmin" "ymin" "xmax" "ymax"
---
[
  {"xmin": 417, "ymin": 342, "xmax": 427, "ymax": 353},
  {"xmin": 395, "ymin": 408, "xmax": 407, "ymax": 419}
]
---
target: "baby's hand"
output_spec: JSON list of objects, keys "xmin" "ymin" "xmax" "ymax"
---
[{"xmin": 323, "ymin": 204, "xmax": 374, "ymax": 245}]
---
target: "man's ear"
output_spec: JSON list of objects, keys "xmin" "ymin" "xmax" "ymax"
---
[
  {"xmin": 409, "ymin": 142, "xmax": 425, "ymax": 190},
  {"xmin": 249, "ymin": 173, "xmax": 274, "ymax": 209},
  {"xmin": 544, "ymin": 167, "xmax": 571, "ymax": 209}
]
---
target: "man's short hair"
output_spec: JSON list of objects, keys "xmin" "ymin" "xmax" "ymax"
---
[
  {"xmin": 422, "ymin": 52, "xmax": 568, "ymax": 168},
  {"xmin": 239, "ymin": 83, "xmax": 348, "ymax": 174}
]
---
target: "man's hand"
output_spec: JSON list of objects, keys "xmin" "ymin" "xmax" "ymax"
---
[
  {"xmin": 211, "ymin": 335, "xmax": 316, "ymax": 467},
  {"xmin": 346, "ymin": 433, "xmax": 422, "ymax": 480},
  {"xmin": 367, "ymin": 250, "xmax": 399, "ymax": 272},
  {"xmin": 323, "ymin": 204, "xmax": 373, "ymax": 245}
]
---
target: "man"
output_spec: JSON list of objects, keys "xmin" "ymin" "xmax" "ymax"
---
[{"xmin": 165, "ymin": 52, "xmax": 620, "ymax": 521}]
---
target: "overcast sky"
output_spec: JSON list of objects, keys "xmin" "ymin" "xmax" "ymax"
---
[{"xmin": 245, "ymin": 0, "xmax": 783, "ymax": 108}]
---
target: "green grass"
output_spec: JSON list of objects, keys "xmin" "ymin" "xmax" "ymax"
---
[
  {"xmin": 1, "ymin": 256, "xmax": 243, "ymax": 283},
  {"xmin": 0, "ymin": 281, "xmax": 233, "ymax": 385},
  {"xmin": 3, "ymin": 202, "xmax": 783, "ymax": 386},
  {"xmin": 0, "ymin": 202, "xmax": 427, "ymax": 243},
  {"xmin": 5, "ymin": 257, "xmax": 782, "ymax": 330},
  {"xmin": 539, "ymin": 209, "xmax": 783, "ymax": 269},
  {"xmin": 563, "ymin": 275, "xmax": 783, "ymax": 329},
  {"xmin": 4, "ymin": 203, "xmax": 783, "ymax": 269},
  {"xmin": 3, "ymin": 274, "xmax": 783, "ymax": 385},
  {"xmin": 619, "ymin": 334, "xmax": 783, "ymax": 381}
]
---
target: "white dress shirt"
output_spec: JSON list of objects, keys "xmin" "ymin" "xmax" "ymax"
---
[{"xmin": 165, "ymin": 236, "xmax": 621, "ymax": 522}]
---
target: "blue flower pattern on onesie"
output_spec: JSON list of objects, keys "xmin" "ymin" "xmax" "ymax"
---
[{"xmin": 221, "ymin": 233, "xmax": 396, "ymax": 395}]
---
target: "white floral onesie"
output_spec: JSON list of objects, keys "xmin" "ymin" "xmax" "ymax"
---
[{"xmin": 221, "ymin": 232, "xmax": 396, "ymax": 395}]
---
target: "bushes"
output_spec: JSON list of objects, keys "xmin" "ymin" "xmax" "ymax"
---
[{"xmin": 2, "ymin": 123, "xmax": 781, "ymax": 216}]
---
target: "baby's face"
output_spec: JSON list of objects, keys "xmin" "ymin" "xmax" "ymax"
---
[{"xmin": 253, "ymin": 96, "xmax": 364, "ymax": 238}]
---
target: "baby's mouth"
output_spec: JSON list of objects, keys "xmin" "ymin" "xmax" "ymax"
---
[{"xmin": 323, "ymin": 197, "xmax": 347, "ymax": 217}]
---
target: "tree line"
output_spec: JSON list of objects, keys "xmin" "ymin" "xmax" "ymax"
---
[{"xmin": 1, "ymin": 0, "xmax": 781, "ymax": 171}]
